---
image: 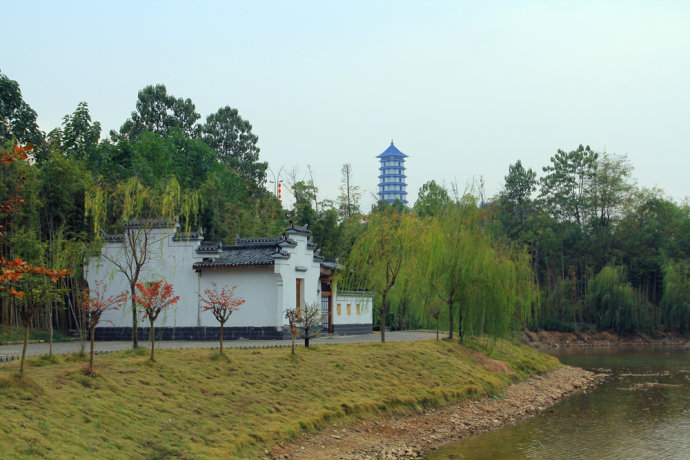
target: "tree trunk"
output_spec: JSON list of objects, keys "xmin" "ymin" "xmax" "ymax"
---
[
  {"xmin": 219, "ymin": 322, "xmax": 224, "ymax": 355},
  {"xmin": 48, "ymin": 306, "xmax": 54, "ymax": 356},
  {"xmin": 448, "ymin": 299, "xmax": 454, "ymax": 339},
  {"xmin": 20, "ymin": 320, "xmax": 29, "ymax": 378},
  {"xmin": 436, "ymin": 318, "xmax": 439, "ymax": 341},
  {"xmin": 291, "ymin": 332, "xmax": 295, "ymax": 355},
  {"xmin": 131, "ymin": 287, "xmax": 138, "ymax": 349},
  {"xmin": 149, "ymin": 317, "xmax": 155, "ymax": 361},
  {"xmin": 89, "ymin": 324, "xmax": 95, "ymax": 375},
  {"xmin": 458, "ymin": 309, "xmax": 464, "ymax": 340},
  {"xmin": 380, "ymin": 292, "xmax": 387, "ymax": 343},
  {"xmin": 305, "ymin": 336, "xmax": 310, "ymax": 348}
]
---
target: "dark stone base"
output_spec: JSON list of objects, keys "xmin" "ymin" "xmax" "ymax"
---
[
  {"xmin": 94, "ymin": 326, "xmax": 291, "ymax": 341},
  {"xmin": 94, "ymin": 324, "xmax": 374, "ymax": 341},
  {"xmin": 331, "ymin": 323, "xmax": 373, "ymax": 335}
]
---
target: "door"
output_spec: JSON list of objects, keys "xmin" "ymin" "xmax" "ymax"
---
[{"xmin": 321, "ymin": 295, "xmax": 330, "ymax": 332}]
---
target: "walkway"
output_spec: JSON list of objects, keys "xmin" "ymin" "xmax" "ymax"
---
[{"xmin": 0, "ymin": 331, "xmax": 438, "ymax": 362}]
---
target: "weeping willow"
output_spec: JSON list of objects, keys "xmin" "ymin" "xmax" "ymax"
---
[
  {"xmin": 660, "ymin": 261, "xmax": 690, "ymax": 333},
  {"xmin": 586, "ymin": 266, "xmax": 652, "ymax": 332},
  {"xmin": 85, "ymin": 176, "xmax": 201, "ymax": 234},
  {"xmin": 417, "ymin": 202, "xmax": 538, "ymax": 340},
  {"xmin": 339, "ymin": 211, "xmax": 419, "ymax": 342}
]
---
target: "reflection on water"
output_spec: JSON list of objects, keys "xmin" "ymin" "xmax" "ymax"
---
[{"xmin": 427, "ymin": 346, "xmax": 690, "ymax": 460}]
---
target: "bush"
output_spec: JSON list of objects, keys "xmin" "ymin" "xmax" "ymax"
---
[{"xmin": 535, "ymin": 318, "xmax": 575, "ymax": 333}]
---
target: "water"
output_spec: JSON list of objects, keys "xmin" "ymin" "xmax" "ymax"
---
[{"xmin": 427, "ymin": 346, "xmax": 690, "ymax": 460}]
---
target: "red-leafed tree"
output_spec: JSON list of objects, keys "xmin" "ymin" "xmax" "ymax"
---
[
  {"xmin": 199, "ymin": 282, "xmax": 245, "ymax": 355},
  {"xmin": 80, "ymin": 282, "xmax": 128, "ymax": 375},
  {"xmin": 133, "ymin": 280, "xmax": 179, "ymax": 361},
  {"xmin": 0, "ymin": 143, "xmax": 71, "ymax": 377}
]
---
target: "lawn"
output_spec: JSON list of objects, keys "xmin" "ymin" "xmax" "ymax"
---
[{"xmin": 0, "ymin": 338, "xmax": 559, "ymax": 458}]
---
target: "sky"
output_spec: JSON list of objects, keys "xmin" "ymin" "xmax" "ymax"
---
[{"xmin": 4, "ymin": 0, "xmax": 689, "ymax": 209}]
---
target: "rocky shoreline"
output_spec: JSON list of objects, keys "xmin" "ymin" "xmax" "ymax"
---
[
  {"xmin": 269, "ymin": 366, "xmax": 600, "ymax": 459},
  {"xmin": 523, "ymin": 329, "xmax": 690, "ymax": 350}
]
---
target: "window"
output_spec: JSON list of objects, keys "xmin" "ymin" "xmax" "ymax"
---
[
  {"xmin": 337, "ymin": 303, "xmax": 341, "ymax": 315},
  {"xmin": 347, "ymin": 304, "xmax": 351, "ymax": 315},
  {"xmin": 356, "ymin": 304, "xmax": 360, "ymax": 315}
]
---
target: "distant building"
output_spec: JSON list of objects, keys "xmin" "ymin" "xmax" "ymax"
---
[{"xmin": 377, "ymin": 141, "xmax": 408, "ymax": 204}]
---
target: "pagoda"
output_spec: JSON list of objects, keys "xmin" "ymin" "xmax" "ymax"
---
[{"xmin": 377, "ymin": 141, "xmax": 408, "ymax": 204}]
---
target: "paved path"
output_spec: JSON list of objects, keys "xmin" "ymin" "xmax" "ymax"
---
[{"xmin": 0, "ymin": 331, "xmax": 438, "ymax": 362}]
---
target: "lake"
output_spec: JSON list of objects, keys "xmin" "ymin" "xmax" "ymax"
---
[{"xmin": 427, "ymin": 346, "xmax": 690, "ymax": 459}]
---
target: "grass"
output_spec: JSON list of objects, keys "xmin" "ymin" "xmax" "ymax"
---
[
  {"xmin": 0, "ymin": 338, "xmax": 559, "ymax": 458},
  {"xmin": 0, "ymin": 325, "xmax": 75, "ymax": 345}
]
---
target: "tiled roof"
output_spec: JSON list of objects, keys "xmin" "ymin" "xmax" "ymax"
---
[
  {"xmin": 376, "ymin": 141, "xmax": 408, "ymax": 158},
  {"xmin": 124, "ymin": 219, "xmax": 175, "ymax": 229},
  {"xmin": 196, "ymin": 241, "xmax": 221, "ymax": 254},
  {"xmin": 100, "ymin": 229, "xmax": 123, "ymax": 243},
  {"xmin": 235, "ymin": 236, "xmax": 297, "ymax": 247},
  {"xmin": 194, "ymin": 247, "xmax": 287, "ymax": 269},
  {"xmin": 285, "ymin": 224, "xmax": 311, "ymax": 235}
]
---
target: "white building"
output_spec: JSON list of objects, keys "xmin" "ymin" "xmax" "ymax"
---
[{"xmin": 85, "ymin": 221, "xmax": 373, "ymax": 340}]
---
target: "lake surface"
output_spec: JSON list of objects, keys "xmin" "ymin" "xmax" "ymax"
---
[{"xmin": 427, "ymin": 346, "xmax": 690, "ymax": 460}]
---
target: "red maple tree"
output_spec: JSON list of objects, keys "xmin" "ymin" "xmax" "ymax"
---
[
  {"xmin": 199, "ymin": 282, "xmax": 245, "ymax": 355},
  {"xmin": 80, "ymin": 282, "xmax": 128, "ymax": 375},
  {"xmin": 133, "ymin": 280, "xmax": 179, "ymax": 361}
]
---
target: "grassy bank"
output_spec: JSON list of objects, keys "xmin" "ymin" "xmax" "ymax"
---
[{"xmin": 0, "ymin": 338, "xmax": 559, "ymax": 458}]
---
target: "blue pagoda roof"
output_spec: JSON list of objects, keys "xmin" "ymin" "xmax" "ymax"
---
[{"xmin": 376, "ymin": 141, "xmax": 408, "ymax": 158}]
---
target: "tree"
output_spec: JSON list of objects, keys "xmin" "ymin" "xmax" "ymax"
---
[
  {"xmin": 201, "ymin": 106, "xmax": 267, "ymax": 184},
  {"xmin": 284, "ymin": 307, "xmax": 302, "ymax": 355},
  {"xmin": 85, "ymin": 176, "xmax": 199, "ymax": 348},
  {"xmin": 199, "ymin": 282, "xmax": 245, "ymax": 355},
  {"xmin": 80, "ymin": 282, "xmax": 127, "ymax": 375},
  {"xmin": 0, "ymin": 143, "xmax": 70, "ymax": 377},
  {"xmin": 343, "ymin": 212, "xmax": 416, "ymax": 342},
  {"xmin": 417, "ymin": 204, "xmax": 475, "ymax": 340},
  {"xmin": 133, "ymin": 280, "xmax": 179, "ymax": 361},
  {"xmin": 660, "ymin": 261, "xmax": 690, "ymax": 333},
  {"xmin": 540, "ymin": 145, "xmax": 598, "ymax": 226},
  {"xmin": 425, "ymin": 298, "xmax": 442, "ymax": 340},
  {"xmin": 414, "ymin": 180, "xmax": 451, "ymax": 218},
  {"xmin": 298, "ymin": 302, "xmax": 323, "ymax": 348},
  {"xmin": 501, "ymin": 160, "xmax": 537, "ymax": 225},
  {"xmin": 115, "ymin": 84, "xmax": 200, "ymax": 141},
  {"xmin": 48, "ymin": 102, "xmax": 102, "ymax": 162},
  {"xmin": 589, "ymin": 153, "xmax": 633, "ymax": 228},
  {"xmin": 0, "ymin": 72, "xmax": 44, "ymax": 147},
  {"xmin": 3, "ymin": 262, "xmax": 67, "ymax": 377},
  {"xmin": 337, "ymin": 163, "xmax": 361, "ymax": 219},
  {"xmin": 291, "ymin": 180, "xmax": 318, "ymax": 227}
]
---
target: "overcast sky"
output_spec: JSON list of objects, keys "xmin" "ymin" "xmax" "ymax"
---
[{"xmin": 4, "ymin": 0, "xmax": 689, "ymax": 209}]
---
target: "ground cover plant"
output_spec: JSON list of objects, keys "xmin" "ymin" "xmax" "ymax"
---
[
  {"xmin": 0, "ymin": 325, "xmax": 73, "ymax": 345},
  {"xmin": 0, "ymin": 339, "xmax": 558, "ymax": 458}
]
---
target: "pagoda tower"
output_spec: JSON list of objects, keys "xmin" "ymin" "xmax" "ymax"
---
[{"xmin": 377, "ymin": 141, "xmax": 408, "ymax": 205}]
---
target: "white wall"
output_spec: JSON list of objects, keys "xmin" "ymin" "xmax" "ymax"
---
[
  {"xmin": 85, "ymin": 226, "xmax": 204, "ymax": 328},
  {"xmin": 86, "ymin": 225, "xmax": 324, "ymax": 331},
  {"xmin": 274, "ymin": 231, "xmax": 321, "ymax": 328},
  {"xmin": 332, "ymin": 289, "xmax": 373, "ymax": 325},
  {"xmin": 198, "ymin": 267, "xmax": 278, "ymax": 327}
]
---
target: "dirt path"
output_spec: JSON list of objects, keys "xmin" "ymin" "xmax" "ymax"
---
[{"xmin": 269, "ymin": 366, "xmax": 600, "ymax": 460}]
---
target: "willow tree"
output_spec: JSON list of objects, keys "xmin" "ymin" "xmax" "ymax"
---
[
  {"xmin": 417, "ymin": 199, "xmax": 538, "ymax": 340},
  {"xmin": 417, "ymin": 202, "xmax": 476, "ymax": 339},
  {"xmin": 341, "ymin": 211, "xmax": 418, "ymax": 342},
  {"xmin": 85, "ymin": 176, "xmax": 199, "ymax": 348}
]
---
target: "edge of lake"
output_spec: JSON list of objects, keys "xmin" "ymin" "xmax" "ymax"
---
[{"xmin": 272, "ymin": 365, "xmax": 601, "ymax": 459}]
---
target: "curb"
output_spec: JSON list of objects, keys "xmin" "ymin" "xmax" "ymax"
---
[{"xmin": 0, "ymin": 339, "xmax": 383, "ymax": 364}]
